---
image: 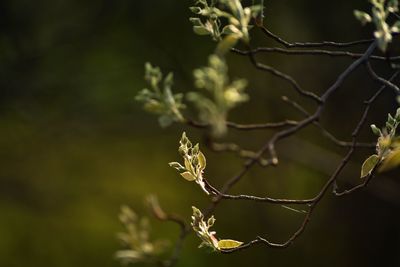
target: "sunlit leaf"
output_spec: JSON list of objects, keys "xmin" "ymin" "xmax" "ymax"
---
[
  {"xmin": 370, "ymin": 124, "xmax": 382, "ymax": 136},
  {"xmin": 184, "ymin": 158, "xmax": 194, "ymax": 173},
  {"xmin": 136, "ymin": 63, "xmax": 185, "ymax": 127},
  {"xmin": 354, "ymin": 1, "xmax": 399, "ymax": 52},
  {"xmin": 180, "ymin": 171, "xmax": 196, "ymax": 181},
  {"xmin": 193, "ymin": 25, "xmax": 211, "ymax": 35},
  {"xmin": 198, "ymin": 151, "xmax": 206, "ymax": 170},
  {"xmin": 207, "ymin": 216, "xmax": 215, "ymax": 227},
  {"xmin": 217, "ymin": 239, "xmax": 243, "ymax": 250},
  {"xmin": 354, "ymin": 10, "xmax": 372, "ymax": 25},
  {"xmin": 216, "ymin": 34, "xmax": 240, "ymax": 56},
  {"xmin": 168, "ymin": 162, "xmax": 185, "ymax": 171},
  {"xmin": 360, "ymin": 154, "xmax": 379, "ymax": 178}
]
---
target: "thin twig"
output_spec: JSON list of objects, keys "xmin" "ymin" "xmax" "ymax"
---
[
  {"xmin": 260, "ymin": 25, "xmax": 374, "ymax": 48},
  {"xmin": 208, "ymin": 141, "xmax": 271, "ymax": 166},
  {"xmin": 366, "ymin": 61, "xmax": 400, "ymax": 93},
  {"xmin": 231, "ymin": 47, "xmax": 400, "ymax": 61},
  {"xmin": 246, "ymin": 47, "xmax": 322, "ymax": 103},
  {"xmin": 186, "ymin": 119, "xmax": 299, "ymax": 130},
  {"xmin": 281, "ymin": 96, "xmax": 375, "ymax": 149}
]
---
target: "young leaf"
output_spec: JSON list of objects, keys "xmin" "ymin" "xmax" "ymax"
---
[
  {"xmin": 180, "ymin": 171, "xmax": 197, "ymax": 181},
  {"xmin": 388, "ymin": 0, "xmax": 399, "ymax": 13},
  {"xmin": 354, "ymin": 10, "xmax": 372, "ymax": 25},
  {"xmin": 217, "ymin": 239, "xmax": 243, "ymax": 250},
  {"xmin": 216, "ymin": 35, "xmax": 240, "ymax": 56},
  {"xmin": 354, "ymin": 1, "xmax": 398, "ymax": 52},
  {"xmin": 189, "ymin": 54, "xmax": 248, "ymax": 136},
  {"xmin": 198, "ymin": 151, "xmax": 207, "ymax": 170},
  {"xmin": 191, "ymin": 206, "xmax": 219, "ymax": 250},
  {"xmin": 158, "ymin": 114, "xmax": 174, "ymax": 128},
  {"xmin": 116, "ymin": 205, "xmax": 168, "ymax": 265},
  {"xmin": 395, "ymin": 107, "xmax": 400, "ymax": 121},
  {"xmin": 193, "ymin": 25, "xmax": 211, "ymax": 35},
  {"xmin": 370, "ymin": 124, "xmax": 382, "ymax": 136},
  {"xmin": 137, "ymin": 63, "xmax": 185, "ymax": 127},
  {"xmin": 378, "ymin": 149, "xmax": 400, "ymax": 172},
  {"xmin": 360, "ymin": 154, "xmax": 380, "ymax": 178},
  {"xmin": 207, "ymin": 216, "xmax": 216, "ymax": 227},
  {"xmin": 184, "ymin": 158, "xmax": 194, "ymax": 173},
  {"xmin": 168, "ymin": 162, "xmax": 185, "ymax": 171}
]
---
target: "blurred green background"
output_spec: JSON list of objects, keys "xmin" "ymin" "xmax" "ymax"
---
[{"xmin": 1, "ymin": 0, "xmax": 400, "ymax": 266}]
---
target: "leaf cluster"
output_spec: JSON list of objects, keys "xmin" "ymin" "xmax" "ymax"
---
[
  {"xmin": 189, "ymin": 0, "xmax": 262, "ymax": 55},
  {"xmin": 188, "ymin": 55, "xmax": 249, "ymax": 136},
  {"xmin": 135, "ymin": 63, "xmax": 185, "ymax": 127},
  {"xmin": 169, "ymin": 132, "xmax": 208, "ymax": 194},
  {"xmin": 354, "ymin": 0, "xmax": 400, "ymax": 51},
  {"xmin": 115, "ymin": 206, "xmax": 168, "ymax": 265},
  {"xmin": 361, "ymin": 108, "xmax": 400, "ymax": 177},
  {"xmin": 191, "ymin": 206, "xmax": 243, "ymax": 251}
]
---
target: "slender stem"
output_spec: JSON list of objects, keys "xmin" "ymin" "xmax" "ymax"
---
[
  {"xmin": 232, "ymin": 47, "xmax": 399, "ymax": 61},
  {"xmin": 260, "ymin": 25, "xmax": 374, "ymax": 48}
]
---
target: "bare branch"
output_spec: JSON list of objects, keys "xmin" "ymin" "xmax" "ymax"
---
[
  {"xmin": 186, "ymin": 119, "xmax": 299, "ymax": 131},
  {"xmin": 281, "ymin": 96, "xmax": 375, "ymax": 149},
  {"xmin": 365, "ymin": 62, "xmax": 400, "ymax": 93},
  {"xmin": 245, "ymin": 48, "xmax": 323, "ymax": 103},
  {"xmin": 207, "ymin": 141, "xmax": 271, "ymax": 166},
  {"xmin": 260, "ymin": 25, "xmax": 374, "ymax": 48},
  {"xmin": 232, "ymin": 47, "xmax": 400, "ymax": 61}
]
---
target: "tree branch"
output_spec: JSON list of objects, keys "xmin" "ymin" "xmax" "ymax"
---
[{"xmin": 260, "ymin": 25, "xmax": 374, "ymax": 48}]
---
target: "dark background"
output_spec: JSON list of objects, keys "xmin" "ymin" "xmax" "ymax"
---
[{"xmin": 1, "ymin": 0, "xmax": 399, "ymax": 267}]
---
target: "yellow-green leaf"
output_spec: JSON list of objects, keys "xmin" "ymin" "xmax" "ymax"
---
[
  {"xmin": 193, "ymin": 25, "xmax": 210, "ymax": 35},
  {"xmin": 379, "ymin": 149, "xmax": 400, "ymax": 172},
  {"xmin": 217, "ymin": 239, "xmax": 243, "ymax": 250},
  {"xmin": 184, "ymin": 158, "xmax": 194, "ymax": 173},
  {"xmin": 198, "ymin": 151, "xmax": 206, "ymax": 170},
  {"xmin": 361, "ymin": 154, "xmax": 379, "ymax": 178},
  {"xmin": 216, "ymin": 35, "xmax": 240, "ymax": 56},
  {"xmin": 180, "ymin": 171, "xmax": 196, "ymax": 181}
]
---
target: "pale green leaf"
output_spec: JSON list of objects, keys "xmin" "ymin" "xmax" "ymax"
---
[
  {"xmin": 395, "ymin": 107, "xmax": 400, "ymax": 121},
  {"xmin": 207, "ymin": 216, "xmax": 215, "ymax": 227},
  {"xmin": 217, "ymin": 239, "xmax": 243, "ymax": 250},
  {"xmin": 354, "ymin": 10, "xmax": 372, "ymax": 25},
  {"xmin": 189, "ymin": 17, "xmax": 203, "ymax": 26},
  {"xmin": 361, "ymin": 154, "xmax": 380, "ymax": 178},
  {"xmin": 192, "ymin": 206, "xmax": 202, "ymax": 218},
  {"xmin": 168, "ymin": 162, "xmax": 185, "ymax": 171},
  {"xmin": 184, "ymin": 158, "xmax": 194, "ymax": 173},
  {"xmin": 193, "ymin": 26, "xmax": 211, "ymax": 35},
  {"xmin": 216, "ymin": 34, "xmax": 240, "ymax": 56},
  {"xmin": 164, "ymin": 72, "xmax": 174, "ymax": 88},
  {"xmin": 189, "ymin": 6, "xmax": 202, "ymax": 14},
  {"xmin": 221, "ymin": 25, "xmax": 239, "ymax": 35},
  {"xmin": 158, "ymin": 115, "xmax": 173, "ymax": 128},
  {"xmin": 249, "ymin": 4, "xmax": 263, "ymax": 16},
  {"xmin": 370, "ymin": 124, "xmax": 382, "ymax": 136},
  {"xmin": 193, "ymin": 143, "xmax": 199, "ymax": 154},
  {"xmin": 180, "ymin": 171, "xmax": 196, "ymax": 181},
  {"xmin": 143, "ymin": 99, "xmax": 164, "ymax": 113},
  {"xmin": 198, "ymin": 151, "xmax": 206, "ymax": 170},
  {"xmin": 180, "ymin": 132, "xmax": 188, "ymax": 145},
  {"xmin": 388, "ymin": 0, "xmax": 399, "ymax": 13},
  {"xmin": 379, "ymin": 149, "xmax": 400, "ymax": 172}
]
